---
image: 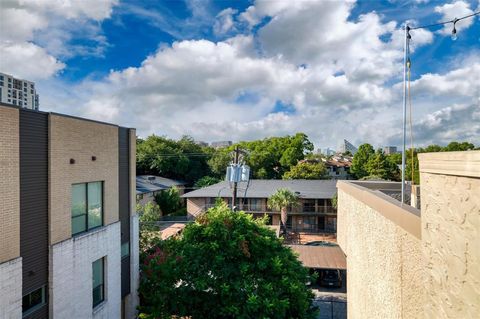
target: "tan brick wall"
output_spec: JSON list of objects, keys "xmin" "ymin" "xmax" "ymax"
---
[
  {"xmin": 0, "ymin": 106, "xmax": 20, "ymax": 263},
  {"xmin": 49, "ymin": 115, "xmax": 119, "ymax": 245},
  {"xmin": 419, "ymin": 151, "xmax": 480, "ymax": 319},
  {"xmin": 129, "ymin": 129, "xmax": 136, "ymax": 216},
  {"xmin": 337, "ymin": 189, "xmax": 423, "ymax": 319}
]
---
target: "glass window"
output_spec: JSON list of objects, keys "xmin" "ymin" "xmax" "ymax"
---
[
  {"xmin": 249, "ymin": 198, "xmax": 262, "ymax": 211},
  {"xmin": 88, "ymin": 182, "xmax": 103, "ymax": 229},
  {"xmin": 92, "ymin": 258, "xmax": 105, "ymax": 307},
  {"xmin": 71, "ymin": 182, "xmax": 103, "ymax": 235},
  {"xmin": 22, "ymin": 286, "xmax": 46, "ymax": 316},
  {"xmin": 303, "ymin": 199, "xmax": 316, "ymax": 212},
  {"xmin": 121, "ymin": 242, "xmax": 130, "ymax": 258}
]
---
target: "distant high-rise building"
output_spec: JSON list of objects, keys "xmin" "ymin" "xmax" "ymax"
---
[
  {"xmin": 383, "ymin": 146, "xmax": 398, "ymax": 155},
  {"xmin": 338, "ymin": 139, "xmax": 358, "ymax": 155},
  {"xmin": 0, "ymin": 72, "xmax": 39, "ymax": 110},
  {"xmin": 211, "ymin": 141, "xmax": 232, "ymax": 148},
  {"xmin": 319, "ymin": 148, "xmax": 336, "ymax": 156}
]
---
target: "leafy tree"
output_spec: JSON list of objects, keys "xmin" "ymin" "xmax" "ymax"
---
[
  {"xmin": 331, "ymin": 192, "xmax": 338, "ymax": 209},
  {"xmin": 137, "ymin": 202, "xmax": 163, "ymax": 252},
  {"xmin": 194, "ymin": 176, "xmax": 221, "ymax": 188},
  {"xmin": 350, "ymin": 143, "xmax": 375, "ymax": 179},
  {"xmin": 267, "ymin": 189, "xmax": 299, "ymax": 235},
  {"xmin": 365, "ymin": 149, "xmax": 400, "ymax": 180},
  {"xmin": 443, "ymin": 141, "xmax": 475, "ymax": 152},
  {"xmin": 136, "ymin": 135, "xmax": 212, "ymax": 184},
  {"xmin": 139, "ymin": 203, "xmax": 317, "ymax": 319},
  {"xmin": 283, "ymin": 161, "xmax": 328, "ymax": 180},
  {"xmin": 154, "ymin": 187, "xmax": 182, "ymax": 216},
  {"xmin": 207, "ymin": 148, "xmax": 232, "ymax": 178},
  {"xmin": 138, "ymin": 201, "xmax": 162, "ymax": 223}
]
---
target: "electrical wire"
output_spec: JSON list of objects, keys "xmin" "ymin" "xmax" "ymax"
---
[{"xmin": 409, "ymin": 11, "xmax": 480, "ymax": 30}]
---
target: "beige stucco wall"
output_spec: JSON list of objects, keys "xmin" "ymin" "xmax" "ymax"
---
[
  {"xmin": 337, "ymin": 186, "xmax": 423, "ymax": 319},
  {"xmin": 49, "ymin": 115, "xmax": 119, "ymax": 245},
  {"xmin": 0, "ymin": 106, "xmax": 20, "ymax": 263},
  {"xmin": 419, "ymin": 151, "xmax": 480, "ymax": 319}
]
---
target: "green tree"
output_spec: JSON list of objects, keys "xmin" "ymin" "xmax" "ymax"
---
[
  {"xmin": 207, "ymin": 148, "xmax": 232, "ymax": 178},
  {"xmin": 154, "ymin": 187, "xmax": 182, "ymax": 215},
  {"xmin": 139, "ymin": 203, "xmax": 317, "ymax": 319},
  {"xmin": 283, "ymin": 161, "xmax": 328, "ymax": 180},
  {"xmin": 136, "ymin": 135, "xmax": 212, "ymax": 184},
  {"xmin": 138, "ymin": 201, "xmax": 162, "ymax": 223},
  {"xmin": 194, "ymin": 176, "xmax": 221, "ymax": 188},
  {"xmin": 365, "ymin": 149, "xmax": 400, "ymax": 180},
  {"xmin": 267, "ymin": 188, "xmax": 299, "ymax": 235},
  {"xmin": 443, "ymin": 141, "xmax": 475, "ymax": 152},
  {"xmin": 351, "ymin": 143, "xmax": 375, "ymax": 179}
]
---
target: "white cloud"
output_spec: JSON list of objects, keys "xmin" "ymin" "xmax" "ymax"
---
[
  {"xmin": 214, "ymin": 8, "xmax": 237, "ymax": 35},
  {"xmin": 434, "ymin": 1, "xmax": 474, "ymax": 35}
]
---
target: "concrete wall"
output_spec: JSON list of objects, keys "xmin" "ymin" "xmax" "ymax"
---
[
  {"xmin": 337, "ymin": 182, "xmax": 423, "ymax": 319},
  {"xmin": 49, "ymin": 114, "xmax": 119, "ymax": 244},
  {"xmin": 419, "ymin": 151, "xmax": 480, "ymax": 319},
  {"xmin": 50, "ymin": 222, "xmax": 121, "ymax": 319},
  {"xmin": 129, "ymin": 129, "xmax": 136, "ymax": 216},
  {"xmin": 125, "ymin": 214, "xmax": 140, "ymax": 319},
  {"xmin": 0, "ymin": 106, "xmax": 20, "ymax": 263},
  {"xmin": 0, "ymin": 257, "xmax": 22, "ymax": 318}
]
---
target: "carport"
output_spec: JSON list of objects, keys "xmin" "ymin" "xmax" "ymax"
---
[{"xmin": 288, "ymin": 245, "xmax": 346, "ymax": 270}]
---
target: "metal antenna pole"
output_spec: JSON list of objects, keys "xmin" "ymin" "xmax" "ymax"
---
[
  {"xmin": 232, "ymin": 146, "xmax": 239, "ymax": 211},
  {"xmin": 401, "ymin": 24, "xmax": 409, "ymax": 205}
]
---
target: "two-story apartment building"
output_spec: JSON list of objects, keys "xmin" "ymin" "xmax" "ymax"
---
[
  {"xmin": 0, "ymin": 103, "xmax": 139, "ymax": 319},
  {"xmin": 182, "ymin": 180, "xmax": 337, "ymax": 233}
]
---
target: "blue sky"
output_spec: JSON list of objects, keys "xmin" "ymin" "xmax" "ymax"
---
[{"xmin": 1, "ymin": 0, "xmax": 479, "ymax": 149}]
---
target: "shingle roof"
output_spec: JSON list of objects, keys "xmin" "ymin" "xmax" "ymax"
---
[
  {"xmin": 136, "ymin": 175, "xmax": 186, "ymax": 195},
  {"xmin": 181, "ymin": 179, "xmax": 337, "ymax": 199}
]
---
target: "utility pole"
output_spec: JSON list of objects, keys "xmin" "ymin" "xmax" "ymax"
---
[{"xmin": 232, "ymin": 146, "xmax": 239, "ymax": 211}]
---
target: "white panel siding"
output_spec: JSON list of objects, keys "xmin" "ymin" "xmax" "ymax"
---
[
  {"xmin": 0, "ymin": 257, "xmax": 22, "ymax": 319},
  {"xmin": 50, "ymin": 222, "xmax": 121, "ymax": 319}
]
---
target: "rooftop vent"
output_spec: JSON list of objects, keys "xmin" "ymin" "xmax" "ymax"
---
[{"xmin": 147, "ymin": 176, "xmax": 155, "ymax": 181}]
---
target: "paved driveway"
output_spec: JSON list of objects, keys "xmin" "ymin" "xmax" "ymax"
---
[{"xmin": 313, "ymin": 289, "xmax": 347, "ymax": 319}]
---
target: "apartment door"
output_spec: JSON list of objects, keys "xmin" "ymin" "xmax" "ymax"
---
[{"xmin": 318, "ymin": 216, "xmax": 325, "ymax": 231}]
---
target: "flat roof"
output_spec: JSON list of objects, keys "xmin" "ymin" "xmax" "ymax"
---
[
  {"xmin": 288, "ymin": 245, "xmax": 346, "ymax": 270},
  {"xmin": 182, "ymin": 179, "xmax": 337, "ymax": 199}
]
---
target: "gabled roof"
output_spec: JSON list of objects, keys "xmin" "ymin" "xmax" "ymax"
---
[
  {"xmin": 181, "ymin": 179, "xmax": 337, "ymax": 199},
  {"xmin": 136, "ymin": 175, "xmax": 186, "ymax": 195}
]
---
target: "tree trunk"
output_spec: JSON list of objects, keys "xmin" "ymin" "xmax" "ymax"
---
[{"xmin": 281, "ymin": 207, "xmax": 288, "ymax": 235}]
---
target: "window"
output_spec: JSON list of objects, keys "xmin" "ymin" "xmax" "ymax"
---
[
  {"xmin": 71, "ymin": 182, "xmax": 103, "ymax": 235},
  {"xmin": 121, "ymin": 242, "xmax": 130, "ymax": 258},
  {"xmin": 92, "ymin": 258, "xmax": 105, "ymax": 308},
  {"xmin": 249, "ymin": 198, "xmax": 262, "ymax": 211},
  {"xmin": 303, "ymin": 199, "xmax": 316, "ymax": 212},
  {"xmin": 22, "ymin": 286, "xmax": 46, "ymax": 316}
]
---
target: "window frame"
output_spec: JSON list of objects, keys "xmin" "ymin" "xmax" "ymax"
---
[
  {"xmin": 22, "ymin": 285, "xmax": 47, "ymax": 317},
  {"xmin": 92, "ymin": 257, "xmax": 105, "ymax": 308},
  {"xmin": 71, "ymin": 181, "xmax": 104, "ymax": 236}
]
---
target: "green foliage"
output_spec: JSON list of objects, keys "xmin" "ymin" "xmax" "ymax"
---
[
  {"xmin": 138, "ymin": 202, "xmax": 162, "ymax": 223},
  {"xmin": 136, "ymin": 135, "xmax": 212, "ymax": 184},
  {"xmin": 207, "ymin": 149, "xmax": 232, "ymax": 178},
  {"xmin": 267, "ymin": 188, "xmax": 300, "ymax": 212},
  {"xmin": 350, "ymin": 144, "xmax": 375, "ymax": 179},
  {"xmin": 365, "ymin": 149, "xmax": 400, "ymax": 180},
  {"xmin": 139, "ymin": 203, "xmax": 317, "ymax": 319},
  {"xmin": 154, "ymin": 187, "xmax": 182, "ymax": 215},
  {"xmin": 283, "ymin": 161, "xmax": 328, "ymax": 180},
  {"xmin": 194, "ymin": 176, "xmax": 221, "ymax": 188},
  {"xmin": 331, "ymin": 192, "xmax": 338, "ymax": 209}
]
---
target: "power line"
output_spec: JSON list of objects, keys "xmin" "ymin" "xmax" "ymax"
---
[{"xmin": 410, "ymin": 11, "xmax": 480, "ymax": 30}]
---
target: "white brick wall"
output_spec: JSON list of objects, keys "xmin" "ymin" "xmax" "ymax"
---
[
  {"xmin": 124, "ymin": 214, "xmax": 140, "ymax": 319},
  {"xmin": 50, "ymin": 222, "xmax": 121, "ymax": 319},
  {"xmin": 0, "ymin": 257, "xmax": 22, "ymax": 319}
]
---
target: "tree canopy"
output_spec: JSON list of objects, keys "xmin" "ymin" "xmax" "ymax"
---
[
  {"xmin": 139, "ymin": 203, "xmax": 316, "ymax": 319},
  {"xmin": 351, "ymin": 144, "xmax": 399, "ymax": 180},
  {"xmin": 283, "ymin": 161, "xmax": 328, "ymax": 180}
]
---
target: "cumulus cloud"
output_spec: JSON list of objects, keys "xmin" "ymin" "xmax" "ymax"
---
[
  {"xmin": 434, "ymin": 1, "xmax": 474, "ymax": 35},
  {"xmin": 214, "ymin": 8, "xmax": 238, "ymax": 35},
  {"xmin": 0, "ymin": 0, "xmax": 118, "ymax": 79}
]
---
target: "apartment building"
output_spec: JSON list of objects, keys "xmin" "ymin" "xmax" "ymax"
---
[
  {"xmin": 0, "ymin": 103, "xmax": 138, "ymax": 319},
  {"xmin": 136, "ymin": 175, "xmax": 186, "ymax": 206},
  {"xmin": 336, "ymin": 151, "xmax": 479, "ymax": 318},
  {"xmin": 182, "ymin": 180, "xmax": 337, "ymax": 233},
  {"xmin": 0, "ymin": 72, "xmax": 39, "ymax": 110}
]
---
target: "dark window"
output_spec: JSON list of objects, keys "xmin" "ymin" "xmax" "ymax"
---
[
  {"xmin": 8, "ymin": 77, "xmax": 12, "ymax": 82},
  {"xmin": 303, "ymin": 199, "xmax": 316, "ymax": 212},
  {"xmin": 0, "ymin": 75, "xmax": 3, "ymax": 80},
  {"xmin": 71, "ymin": 182, "xmax": 103, "ymax": 235},
  {"xmin": 0, "ymin": 81, "xmax": 3, "ymax": 86},
  {"xmin": 92, "ymin": 258, "xmax": 105, "ymax": 308},
  {"xmin": 8, "ymin": 83, "xmax": 12, "ymax": 88},
  {"xmin": 121, "ymin": 242, "xmax": 130, "ymax": 258},
  {"xmin": 22, "ymin": 285, "xmax": 46, "ymax": 316}
]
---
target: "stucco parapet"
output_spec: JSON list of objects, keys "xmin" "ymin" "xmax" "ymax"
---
[
  {"xmin": 418, "ymin": 150, "xmax": 480, "ymax": 178},
  {"xmin": 337, "ymin": 181, "xmax": 421, "ymax": 239}
]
